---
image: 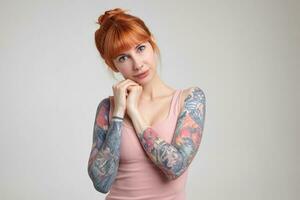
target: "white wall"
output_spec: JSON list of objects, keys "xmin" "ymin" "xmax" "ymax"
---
[{"xmin": 0, "ymin": 0, "xmax": 299, "ymax": 200}]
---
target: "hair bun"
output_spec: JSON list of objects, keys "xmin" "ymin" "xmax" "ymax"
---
[{"xmin": 98, "ymin": 8, "xmax": 127, "ymax": 25}]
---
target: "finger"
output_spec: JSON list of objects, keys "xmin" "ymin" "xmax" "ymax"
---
[
  {"xmin": 112, "ymin": 79, "xmax": 139, "ymax": 93},
  {"xmin": 119, "ymin": 79, "xmax": 139, "ymax": 87},
  {"xmin": 123, "ymin": 83, "xmax": 138, "ymax": 94},
  {"xmin": 112, "ymin": 79, "xmax": 128, "ymax": 88}
]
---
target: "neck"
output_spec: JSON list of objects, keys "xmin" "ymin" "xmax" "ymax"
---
[{"xmin": 140, "ymin": 71, "xmax": 173, "ymax": 101}]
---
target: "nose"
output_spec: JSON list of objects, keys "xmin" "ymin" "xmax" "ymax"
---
[{"xmin": 132, "ymin": 55, "xmax": 143, "ymax": 70}]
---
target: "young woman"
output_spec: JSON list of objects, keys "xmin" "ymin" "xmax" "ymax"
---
[{"xmin": 87, "ymin": 8, "xmax": 206, "ymax": 200}]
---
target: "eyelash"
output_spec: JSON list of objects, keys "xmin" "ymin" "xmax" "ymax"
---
[{"xmin": 118, "ymin": 45, "xmax": 146, "ymax": 63}]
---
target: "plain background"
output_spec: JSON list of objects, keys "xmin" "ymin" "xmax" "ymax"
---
[{"xmin": 0, "ymin": 0, "xmax": 299, "ymax": 200}]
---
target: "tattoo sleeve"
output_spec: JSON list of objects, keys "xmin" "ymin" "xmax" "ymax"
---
[
  {"xmin": 137, "ymin": 87, "xmax": 206, "ymax": 180},
  {"xmin": 87, "ymin": 98, "xmax": 123, "ymax": 193}
]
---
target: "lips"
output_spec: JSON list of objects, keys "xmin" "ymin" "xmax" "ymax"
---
[{"xmin": 134, "ymin": 70, "xmax": 149, "ymax": 78}]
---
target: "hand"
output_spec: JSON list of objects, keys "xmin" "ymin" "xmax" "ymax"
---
[
  {"xmin": 126, "ymin": 84, "xmax": 143, "ymax": 117},
  {"xmin": 112, "ymin": 79, "xmax": 139, "ymax": 117}
]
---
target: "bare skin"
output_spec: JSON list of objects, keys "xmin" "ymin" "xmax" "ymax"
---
[
  {"xmin": 87, "ymin": 98, "xmax": 122, "ymax": 193},
  {"xmin": 87, "ymin": 79, "xmax": 139, "ymax": 193},
  {"xmin": 122, "ymin": 88, "xmax": 178, "ymax": 127},
  {"xmin": 87, "ymin": 39, "xmax": 206, "ymax": 193},
  {"xmin": 123, "ymin": 86, "xmax": 206, "ymax": 179},
  {"xmin": 127, "ymin": 86, "xmax": 206, "ymax": 179}
]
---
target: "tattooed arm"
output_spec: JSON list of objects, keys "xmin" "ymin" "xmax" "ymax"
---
[
  {"xmin": 135, "ymin": 87, "xmax": 206, "ymax": 180},
  {"xmin": 87, "ymin": 98, "xmax": 123, "ymax": 193}
]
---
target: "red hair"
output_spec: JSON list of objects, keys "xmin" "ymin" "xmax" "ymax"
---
[{"xmin": 95, "ymin": 8, "xmax": 161, "ymax": 72}]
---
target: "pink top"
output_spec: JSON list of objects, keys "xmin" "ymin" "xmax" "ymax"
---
[{"xmin": 107, "ymin": 89, "xmax": 188, "ymax": 200}]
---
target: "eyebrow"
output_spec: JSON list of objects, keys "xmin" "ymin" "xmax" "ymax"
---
[{"xmin": 115, "ymin": 42, "xmax": 144, "ymax": 58}]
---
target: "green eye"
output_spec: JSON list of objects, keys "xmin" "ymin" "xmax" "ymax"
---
[
  {"xmin": 117, "ymin": 45, "xmax": 146, "ymax": 63},
  {"xmin": 118, "ymin": 56, "xmax": 127, "ymax": 63},
  {"xmin": 138, "ymin": 45, "xmax": 145, "ymax": 52}
]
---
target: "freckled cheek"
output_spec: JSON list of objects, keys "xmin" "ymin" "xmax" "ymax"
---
[
  {"xmin": 141, "ymin": 55, "xmax": 155, "ymax": 71},
  {"xmin": 145, "ymin": 52, "xmax": 154, "ymax": 62},
  {"xmin": 119, "ymin": 67, "xmax": 132, "ymax": 77}
]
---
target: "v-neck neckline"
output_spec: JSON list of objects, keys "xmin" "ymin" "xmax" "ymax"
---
[{"xmin": 122, "ymin": 89, "xmax": 179, "ymax": 130}]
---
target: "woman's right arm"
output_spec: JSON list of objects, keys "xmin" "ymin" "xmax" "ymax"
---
[{"xmin": 87, "ymin": 97, "xmax": 123, "ymax": 194}]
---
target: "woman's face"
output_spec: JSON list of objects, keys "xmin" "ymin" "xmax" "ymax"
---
[{"xmin": 112, "ymin": 41, "xmax": 157, "ymax": 84}]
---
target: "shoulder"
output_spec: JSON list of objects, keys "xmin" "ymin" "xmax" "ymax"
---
[
  {"xmin": 94, "ymin": 97, "xmax": 111, "ymax": 127},
  {"xmin": 179, "ymin": 86, "xmax": 206, "ymax": 111},
  {"xmin": 97, "ymin": 97, "xmax": 110, "ymax": 112}
]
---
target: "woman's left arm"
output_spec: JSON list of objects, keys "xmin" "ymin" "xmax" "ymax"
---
[{"xmin": 132, "ymin": 86, "xmax": 206, "ymax": 180}]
